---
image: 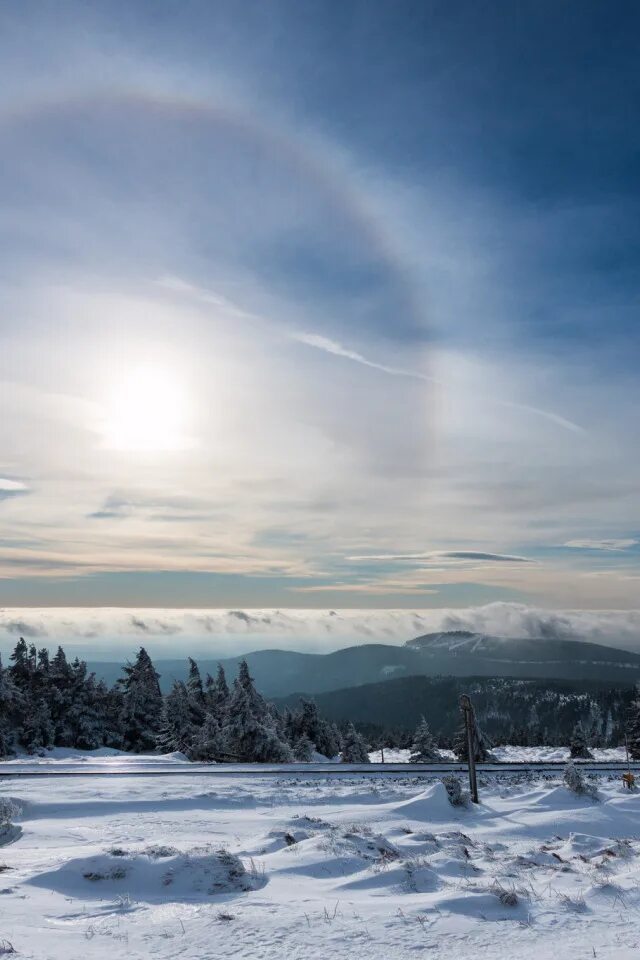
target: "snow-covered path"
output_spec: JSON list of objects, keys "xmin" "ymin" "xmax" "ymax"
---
[{"xmin": 2, "ymin": 767, "xmax": 640, "ymax": 959}]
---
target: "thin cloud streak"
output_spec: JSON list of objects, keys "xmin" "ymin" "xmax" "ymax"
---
[
  {"xmin": 565, "ymin": 538, "xmax": 639, "ymax": 551},
  {"xmin": 295, "ymin": 332, "xmax": 586, "ymax": 435},
  {"xmin": 346, "ymin": 551, "xmax": 534, "ymax": 563}
]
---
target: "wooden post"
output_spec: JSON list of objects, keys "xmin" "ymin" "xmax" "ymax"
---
[
  {"xmin": 380, "ymin": 742, "xmax": 385, "ymax": 764},
  {"xmin": 460, "ymin": 694, "xmax": 479, "ymax": 803}
]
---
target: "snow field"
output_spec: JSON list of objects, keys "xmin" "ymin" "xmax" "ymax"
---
[{"xmin": 1, "ymin": 767, "xmax": 640, "ymax": 959}]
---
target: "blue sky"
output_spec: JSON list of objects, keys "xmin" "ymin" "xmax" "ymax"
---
[{"xmin": 0, "ymin": 0, "xmax": 639, "ymax": 610}]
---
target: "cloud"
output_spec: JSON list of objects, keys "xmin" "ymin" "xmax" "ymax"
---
[
  {"xmin": 295, "ymin": 332, "xmax": 585, "ymax": 435},
  {"xmin": 347, "ymin": 551, "xmax": 533, "ymax": 564},
  {"xmin": 0, "ymin": 478, "xmax": 29, "ymax": 500},
  {"xmin": 1, "ymin": 603, "xmax": 640, "ymax": 659},
  {"xmin": 564, "ymin": 538, "xmax": 639, "ymax": 551},
  {"xmin": 292, "ymin": 332, "xmax": 437, "ymax": 382}
]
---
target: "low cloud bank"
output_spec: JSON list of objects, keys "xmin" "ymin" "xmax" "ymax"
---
[{"xmin": 1, "ymin": 603, "xmax": 640, "ymax": 661}]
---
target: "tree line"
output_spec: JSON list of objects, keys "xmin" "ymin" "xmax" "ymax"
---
[
  {"xmin": 3, "ymin": 638, "xmax": 640, "ymax": 763},
  {"xmin": 0, "ymin": 640, "xmax": 370, "ymax": 762}
]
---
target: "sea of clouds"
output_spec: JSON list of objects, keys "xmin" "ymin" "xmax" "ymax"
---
[{"xmin": 1, "ymin": 603, "xmax": 640, "ymax": 661}]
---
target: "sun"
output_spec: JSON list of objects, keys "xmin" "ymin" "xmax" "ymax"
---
[{"xmin": 103, "ymin": 362, "xmax": 190, "ymax": 452}]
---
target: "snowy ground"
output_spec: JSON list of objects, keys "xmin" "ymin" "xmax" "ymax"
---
[
  {"xmin": 368, "ymin": 746, "xmax": 628, "ymax": 763},
  {"xmin": 2, "ymin": 761, "xmax": 640, "ymax": 959},
  {"xmin": 1, "ymin": 744, "xmax": 627, "ymax": 767}
]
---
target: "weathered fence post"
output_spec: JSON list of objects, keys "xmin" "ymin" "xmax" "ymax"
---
[{"xmin": 460, "ymin": 694, "xmax": 479, "ymax": 803}]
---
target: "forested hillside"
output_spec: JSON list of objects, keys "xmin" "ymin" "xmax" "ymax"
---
[
  {"xmin": 277, "ymin": 674, "xmax": 635, "ymax": 746},
  {"xmin": 81, "ymin": 632, "xmax": 640, "ymax": 697}
]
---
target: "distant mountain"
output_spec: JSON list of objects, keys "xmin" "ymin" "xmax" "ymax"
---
[
  {"xmin": 275, "ymin": 673, "xmax": 634, "ymax": 741},
  {"xmin": 88, "ymin": 630, "xmax": 640, "ymax": 696},
  {"xmin": 406, "ymin": 630, "xmax": 640, "ymax": 676},
  {"xmin": 88, "ymin": 644, "xmax": 421, "ymax": 695}
]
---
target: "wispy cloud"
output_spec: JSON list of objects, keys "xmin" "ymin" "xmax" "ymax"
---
[
  {"xmin": 294, "ymin": 332, "xmax": 586, "ymax": 435},
  {"xmin": 0, "ymin": 478, "xmax": 29, "ymax": 500},
  {"xmin": 292, "ymin": 332, "xmax": 437, "ymax": 382},
  {"xmin": 1, "ymin": 603, "xmax": 640, "ymax": 659},
  {"xmin": 346, "ymin": 550, "xmax": 533, "ymax": 564},
  {"xmin": 564, "ymin": 538, "xmax": 639, "ymax": 551}
]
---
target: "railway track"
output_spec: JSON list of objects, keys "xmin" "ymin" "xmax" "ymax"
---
[{"xmin": 1, "ymin": 760, "xmax": 639, "ymax": 778}]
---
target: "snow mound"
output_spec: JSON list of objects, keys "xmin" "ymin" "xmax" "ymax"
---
[
  {"xmin": 339, "ymin": 860, "xmax": 440, "ymax": 894},
  {"xmin": 437, "ymin": 890, "xmax": 530, "ymax": 922},
  {"xmin": 0, "ymin": 824, "xmax": 21, "ymax": 847},
  {"xmin": 530, "ymin": 785, "xmax": 599, "ymax": 808},
  {"xmin": 28, "ymin": 845, "xmax": 267, "ymax": 902},
  {"xmin": 393, "ymin": 781, "xmax": 461, "ymax": 821},
  {"xmin": 558, "ymin": 833, "xmax": 634, "ymax": 862}
]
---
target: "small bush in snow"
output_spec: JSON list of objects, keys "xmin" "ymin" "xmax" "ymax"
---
[
  {"xmin": 0, "ymin": 800, "xmax": 19, "ymax": 829},
  {"xmin": 563, "ymin": 760, "xmax": 598, "ymax": 799},
  {"xmin": 558, "ymin": 891, "xmax": 587, "ymax": 913},
  {"xmin": 441, "ymin": 775, "xmax": 469, "ymax": 807}
]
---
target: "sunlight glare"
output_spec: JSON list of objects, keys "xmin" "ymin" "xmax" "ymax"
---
[{"xmin": 104, "ymin": 362, "xmax": 190, "ymax": 452}]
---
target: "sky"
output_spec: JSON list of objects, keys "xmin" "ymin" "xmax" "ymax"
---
[{"xmin": 1, "ymin": 0, "xmax": 640, "ymax": 620}]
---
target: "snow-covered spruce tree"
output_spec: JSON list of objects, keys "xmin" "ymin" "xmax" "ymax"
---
[
  {"xmin": 19, "ymin": 698, "xmax": 54, "ymax": 755},
  {"xmin": 409, "ymin": 717, "xmax": 443, "ymax": 762},
  {"xmin": 564, "ymin": 760, "xmax": 598, "ymax": 799},
  {"xmin": 293, "ymin": 733, "xmax": 314, "ymax": 761},
  {"xmin": 0, "ymin": 656, "xmax": 19, "ymax": 757},
  {"xmin": 235, "ymin": 659, "xmax": 270, "ymax": 716},
  {"xmin": 452, "ymin": 700, "xmax": 494, "ymax": 763},
  {"xmin": 186, "ymin": 657, "xmax": 206, "ymax": 720},
  {"xmin": 8, "ymin": 637, "xmax": 32, "ymax": 691},
  {"xmin": 48, "ymin": 646, "xmax": 75, "ymax": 746},
  {"xmin": 569, "ymin": 722, "xmax": 593, "ymax": 760},
  {"xmin": 64, "ymin": 668, "xmax": 105, "ymax": 750},
  {"xmin": 119, "ymin": 648, "xmax": 163, "ymax": 752},
  {"xmin": 223, "ymin": 681, "xmax": 293, "ymax": 762},
  {"xmin": 287, "ymin": 698, "xmax": 341, "ymax": 759},
  {"xmin": 205, "ymin": 664, "xmax": 230, "ymax": 724},
  {"xmin": 340, "ymin": 723, "xmax": 370, "ymax": 763},
  {"xmin": 626, "ymin": 687, "xmax": 640, "ymax": 760},
  {"xmin": 157, "ymin": 681, "xmax": 195, "ymax": 754},
  {"xmin": 190, "ymin": 712, "xmax": 226, "ymax": 761}
]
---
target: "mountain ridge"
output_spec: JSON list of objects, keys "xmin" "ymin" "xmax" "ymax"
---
[{"xmin": 79, "ymin": 630, "xmax": 640, "ymax": 695}]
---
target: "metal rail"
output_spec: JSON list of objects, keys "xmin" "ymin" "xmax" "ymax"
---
[{"xmin": 1, "ymin": 761, "xmax": 639, "ymax": 779}]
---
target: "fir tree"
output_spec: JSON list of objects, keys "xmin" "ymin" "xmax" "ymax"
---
[
  {"xmin": 9, "ymin": 638, "xmax": 31, "ymax": 690},
  {"xmin": 186, "ymin": 658, "xmax": 205, "ymax": 707},
  {"xmin": 223, "ymin": 682, "xmax": 293, "ymax": 762},
  {"xmin": 119, "ymin": 648, "xmax": 163, "ymax": 752},
  {"xmin": 205, "ymin": 664, "xmax": 230, "ymax": 722},
  {"xmin": 99, "ymin": 681, "xmax": 125, "ymax": 749},
  {"xmin": 569, "ymin": 722, "xmax": 593, "ymax": 760},
  {"xmin": 287, "ymin": 698, "xmax": 341, "ymax": 758},
  {"xmin": 293, "ymin": 733, "xmax": 314, "ymax": 762},
  {"xmin": 409, "ymin": 716, "xmax": 442, "ymax": 762},
  {"xmin": 20, "ymin": 698, "xmax": 54, "ymax": 754},
  {"xmin": 157, "ymin": 681, "xmax": 195, "ymax": 754},
  {"xmin": 191, "ymin": 713, "xmax": 226, "ymax": 761},
  {"xmin": 49, "ymin": 646, "xmax": 75, "ymax": 745},
  {"xmin": 340, "ymin": 723, "xmax": 370, "ymax": 763},
  {"xmin": 626, "ymin": 687, "xmax": 640, "ymax": 759},
  {"xmin": 0, "ymin": 656, "xmax": 19, "ymax": 757},
  {"xmin": 65, "ymin": 670, "xmax": 104, "ymax": 750}
]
